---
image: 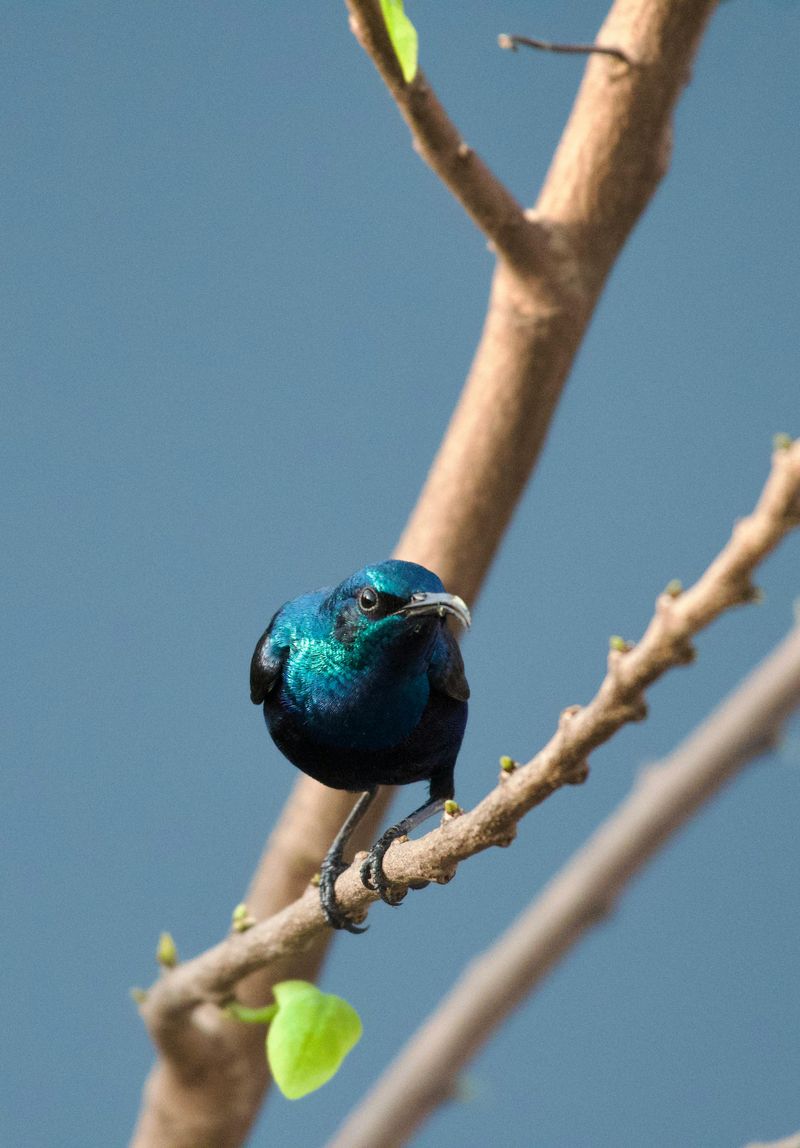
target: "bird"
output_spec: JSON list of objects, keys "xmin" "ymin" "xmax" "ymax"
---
[{"xmin": 250, "ymin": 559, "xmax": 470, "ymax": 932}]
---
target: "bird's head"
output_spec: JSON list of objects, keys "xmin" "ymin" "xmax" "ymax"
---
[{"xmin": 323, "ymin": 559, "xmax": 470, "ymax": 666}]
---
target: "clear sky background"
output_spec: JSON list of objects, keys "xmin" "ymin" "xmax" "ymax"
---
[{"xmin": 3, "ymin": 3, "xmax": 799, "ymax": 1146}]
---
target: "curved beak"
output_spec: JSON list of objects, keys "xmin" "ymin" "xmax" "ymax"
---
[{"xmin": 396, "ymin": 591, "xmax": 471, "ymax": 629}]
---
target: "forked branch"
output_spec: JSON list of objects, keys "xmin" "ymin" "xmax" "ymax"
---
[{"xmin": 345, "ymin": 0, "xmax": 549, "ymax": 276}]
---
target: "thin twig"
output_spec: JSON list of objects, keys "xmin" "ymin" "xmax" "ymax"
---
[
  {"xmin": 329, "ymin": 624, "xmax": 800, "ymax": 1147},
  {"xmin": 498, "ymin": 33, "xmax": 632, "ymax": 66},
  {"xmin": 138, "ymin": 441, "xmax": 800, "ymax": 1025}
]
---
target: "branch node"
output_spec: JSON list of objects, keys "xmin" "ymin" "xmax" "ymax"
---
[
  {"xmin": 492, "ymin": 825, "xmax": 517, "ymax": 849},
  {"xmin": 732, "ymin": 574, "xmax": 764, "ymax": 606},
  {"xmin": 563, "ymin": 759, "xmax": 590, "ymax": 786},
  {"xmin": 231, "ymin": 903, "xmax": 257, "ymax": 933},
  {"xmin": 607, "ymin": 641, "xmax": 633, "ymax": 674},
  {"xmin": 672, "ymin": 638, "xmax": 697, "ymax": 666},
  {"xmin": 499, "ymin": 753, "xmax": 518, "ymax": 775},
  {"xmin": 558, "ymin": 704, "xmax": 582, "ymax": 731},
  {"xmin": 623, "ymin": 696, "xmax": 649, "ymax": 723},
  {"xmin": 656, "ymin": 591, "xmax": 678, "ymax": 620}
]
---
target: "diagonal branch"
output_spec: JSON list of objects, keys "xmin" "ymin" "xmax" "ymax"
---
[
  {"xmin": 330, "ymin": 623, "xmax": 800, "ymax": 1147},
  {"xmin": 138, "ymin": 440, "xmax": 800, "ymax": 1024}
]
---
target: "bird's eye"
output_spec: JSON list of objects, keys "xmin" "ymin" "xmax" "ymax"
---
[{"xmin": 358, "ymin": 586, "xmax": 379, "ymax": 614}]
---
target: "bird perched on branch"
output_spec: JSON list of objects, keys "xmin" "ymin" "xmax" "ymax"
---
[{"xmin": 250, "ymin": 560, "xmax": 470, "ymax": 932}]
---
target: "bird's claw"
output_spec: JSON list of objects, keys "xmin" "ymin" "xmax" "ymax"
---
[
  {"xmin": 318, "ymin": 860, "xmax": 368, "ymax": 933},
  {"xmin": 359, "ymin": 837, "xmax": 407, "ymax": 906}
]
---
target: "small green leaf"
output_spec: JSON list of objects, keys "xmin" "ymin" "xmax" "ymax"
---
[
  {"xmin": 268, "ymin": 980, "xmax": 362, "ymax": 1099},
  {"xmin": 379, "ymin": 0, "xmax": 418, "ymax": 83}
]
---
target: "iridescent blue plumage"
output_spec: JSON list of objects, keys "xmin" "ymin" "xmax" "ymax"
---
[{"xmin": 251, "ymin": 560, "xmax": 470, "ymax": 931}]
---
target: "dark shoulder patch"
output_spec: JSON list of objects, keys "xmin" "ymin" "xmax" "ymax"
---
[
  {"xmin": 250, "ymin": 615, "xmax": 285, "ymax": 704},
  {"xmin": 429, "ymin": 627, "xmax": 470, "ymax": 702}
]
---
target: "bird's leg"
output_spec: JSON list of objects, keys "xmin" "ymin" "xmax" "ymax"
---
[
  {"xmin": 319, "ymin": 787, "xmax": 378, "ymax": 933},
  {"xmin": 360, "ymin": 793, "xmax": 448, "ymax": 906}
]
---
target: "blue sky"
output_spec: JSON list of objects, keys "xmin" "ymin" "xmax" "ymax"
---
[{"xmin": 2, "ymin": 3, "xmax": 798, "ymax": 1146}]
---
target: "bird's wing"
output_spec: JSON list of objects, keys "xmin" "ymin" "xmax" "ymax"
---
[
  {"xmin": 250, "ymin": 614, "xmax": 286, "ymax": 704},
  {"xmin": 429, "ymin": 626, "xmax": 470, "ymax": 702}
]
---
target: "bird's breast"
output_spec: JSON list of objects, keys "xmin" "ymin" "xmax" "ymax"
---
[{"xmin": 280, "ymin": 644, "xmax": 430, "ymax": 751}]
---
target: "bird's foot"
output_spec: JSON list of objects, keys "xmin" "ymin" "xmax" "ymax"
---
[
  {"xmin": 318, "ymin": 858, "xmax": 368, "ymax": 933},
  {"xmin": 359, "ymin": 830, "xmax": 407, "ymax": 907}
]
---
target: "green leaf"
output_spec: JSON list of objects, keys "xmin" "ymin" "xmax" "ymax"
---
[
  {"xmin": 267, "ymin": 980, "xmax": 362, "ymax": 1100},
  {"xmin": 379, "ymin": 0, "xmax": 418, "ymax": 83}
]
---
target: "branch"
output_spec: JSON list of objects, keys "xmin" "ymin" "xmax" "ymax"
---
[
  {"xmin": 345, "ymin": 1, "xmax": 548, "ymax": 276},
  {"xmin": 329, "ymin": 623, "xmax": 800, "ymax": 1147},
  {"xmin": 138, "ymin": 440, "xmax": 800, "ymax": 1022},
  {"xmin": 132, "ymin": 2, "xmax": 721, "ymax": 1142}
]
